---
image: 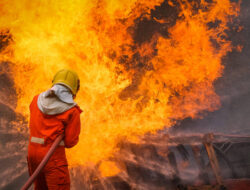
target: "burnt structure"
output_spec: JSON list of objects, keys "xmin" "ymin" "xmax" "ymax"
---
[{"xmin": 73, "ymin": 133, "xmax": 250, "ymax": 190}]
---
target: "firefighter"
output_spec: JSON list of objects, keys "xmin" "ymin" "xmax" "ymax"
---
[{"xmin": 27, "ymin": 69, "xmax": 82, "ymax": 190}]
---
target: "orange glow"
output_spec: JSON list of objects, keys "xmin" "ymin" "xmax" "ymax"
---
[
  {"xmin": 99, "ymin": 161, "xmax": 121, "ymax": 177},
  {"xmin": 0, "ymin": 0, "xmax": 239, "ymax": 176}
]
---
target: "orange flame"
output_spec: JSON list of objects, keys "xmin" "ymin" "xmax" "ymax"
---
[{"xmin": 0, "ymin": 0, "xmax": 239, "ymax": 176}]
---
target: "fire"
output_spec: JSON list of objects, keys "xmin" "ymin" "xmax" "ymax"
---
[{"xmin": 0, "ymin": 0, "xmax": 239, "ymax": 176}]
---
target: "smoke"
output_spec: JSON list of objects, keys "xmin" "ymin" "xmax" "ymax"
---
[
  {"xmin": 0, "ymin": 62, "xmax": 28, "ymax": 189},
  {"xmin": 169, "ymin": 0, "xmax": 250, "ymax": 136}
]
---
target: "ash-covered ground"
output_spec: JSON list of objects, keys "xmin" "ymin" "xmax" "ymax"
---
[{"xmin": 0, "ymin": 0, "xmax": 250, "ymax": 190}]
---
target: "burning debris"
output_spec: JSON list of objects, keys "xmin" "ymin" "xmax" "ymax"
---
[
  {"xmin": 69, "ymin": 132, "xmax": 250, "ymax": 190},
  {"xmin": 0, "ymin": 0, "xmax": 249, "ymax": 189}
]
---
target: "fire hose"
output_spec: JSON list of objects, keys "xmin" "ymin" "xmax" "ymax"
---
[{"xmin": 21, "ymin": 134, "xmax": 65, "ymax": 190}]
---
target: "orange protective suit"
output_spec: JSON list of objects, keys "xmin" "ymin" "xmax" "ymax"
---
[{"xmin": 27, "ymin": 95, "xmax": 82, "ymax": 190}]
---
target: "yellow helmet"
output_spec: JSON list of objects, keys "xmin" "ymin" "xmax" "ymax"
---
[{"xmin": 52, "ymin": 69, "xmax": 80, "ymax": 95}]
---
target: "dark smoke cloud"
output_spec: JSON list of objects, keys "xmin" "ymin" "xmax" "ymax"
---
[{"xmin": 170, "ymin": 0, "xmax": 250, "ymax": 136}]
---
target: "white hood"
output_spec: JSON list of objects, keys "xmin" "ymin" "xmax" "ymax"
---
[{"xmin": 37, "ymin": 84, "xmax": 76, "ymax": 115}]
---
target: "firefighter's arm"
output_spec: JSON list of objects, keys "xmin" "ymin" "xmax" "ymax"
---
[{"xmin": 64, "ymin": 108, "xmax": 81, "ymax": 148}]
